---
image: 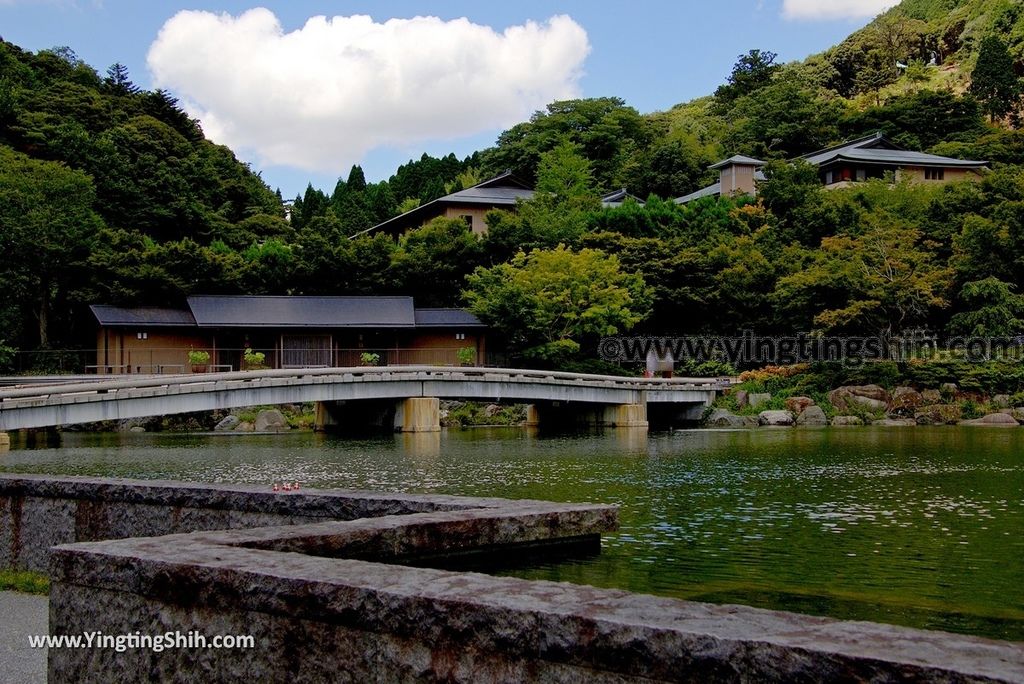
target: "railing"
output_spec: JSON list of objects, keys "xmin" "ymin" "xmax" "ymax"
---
[
  {"xmin": 0, "ymin": 367, "xmax": 732, "ymax": 403},
  {"xmin": 14, "ymin": 347, "xmax": 499, "ymax": 375}
]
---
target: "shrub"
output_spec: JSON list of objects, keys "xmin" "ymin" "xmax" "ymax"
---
[
  {"xmin": 243, "ymin": 347, "xmax": 266, "ymax": 369},
  {"xmin": 360, "ymin": 352, "xmax": 380, "ymax": 366},
  {"xmin": 187, "ymin": 349, "xmax": 210, "ymax": 365}
]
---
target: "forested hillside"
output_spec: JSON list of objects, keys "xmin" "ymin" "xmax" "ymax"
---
[{"xmin": 2, "ymin": 0, "xmax": 1024, "ymax": 372}]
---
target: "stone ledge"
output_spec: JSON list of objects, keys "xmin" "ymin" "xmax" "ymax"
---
[{"xmin": 50, "ymin": 534, "xmax": 1024, "ymax": 683}]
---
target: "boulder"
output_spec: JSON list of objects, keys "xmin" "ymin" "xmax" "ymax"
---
[
  {"xmin": 214, "ymin": 415, "xmax": 240, "ymax": 431},
  {"xmin": 888, "ymin": 387, "xmax": 923, "ymax": 415},
  {"xmin": 795, "ymin": 405, "xmax": 828, "ymax": 426},
  {"xmin": 234, "ymin": 421, "xmax": 254, "ymax": 432},
  {"xmin": 128, "ymin": 426, "xmax": 146, "ymax": 433},
  {"xmin": 254, "ymin": 409, "xmax": 289, "ymax": 432},
  {"xmin": 991, "ymin": 394, "xmax": 1011, "ymax": 409},
  {"xmin": 958, "ymin": 412, "xmax": 1020, "ymax": 427},
  {"xmin": 705, "ymin": 409, "xmax": 757, "ymax": 428},
  {"xmin": 914, "ymin": 404, "xmax": 962, "ymax": 425},
  {"xmin": 831, "ymin": 416, "xmax": 864, "ymax": 426},
  {"xmin": 872, "ymin": 418, "xmax": 917, "ymax": 427},
  {"xmin": 734, "ymin": 390, "xmax": 749, "ymax": 408},
  {"xmin": 828, "ymin": 385, "xmax": 890, "ymax": 412},
  {"xmin": 920, "ymin": 389, "xmax": 942, "ymax": 404},
  {"xmin": 758, "ymin": 410, "xmax": 794, "ymax": 426},
  {"xmin": 849, "ymin": 395, "xmax": 888, "ymax": 412},
  {"xmin": 940, "ymin": 383, "xmax": 959, "ymax": 399},
  {"xmin": 784, "ymin": 396, "xmax": 815, "ymax": 414},
  {"xmin": 483, "ymin": 404, "xmax": 502, "ymax": 417},
  {"xmin": 748, "ymin": 393, "xmax": 771, "ymax": 409}
]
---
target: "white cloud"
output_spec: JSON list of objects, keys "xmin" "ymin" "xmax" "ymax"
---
[
  {"xmin": 146, "ymin": 9, "xmax": 590, "ymax": 173},
  {"xmin": 782, "ymin": 0, "xmax": 901, "ymax": 21}
]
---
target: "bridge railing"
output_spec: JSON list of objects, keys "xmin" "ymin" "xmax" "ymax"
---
[{"xmin": 0, "ymin": 366, "xmax": 732, "ymax": 403}]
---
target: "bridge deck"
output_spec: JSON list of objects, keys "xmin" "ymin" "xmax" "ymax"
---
[{"xmin": 0, "ymin": 366, "xmax": 730, "ymax": 431}]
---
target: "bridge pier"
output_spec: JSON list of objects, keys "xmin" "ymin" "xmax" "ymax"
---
[
  {"xmin": 394, "ymin": 397, "xmax": 441, "ymax": 433},
  {"xmin": 530, "ymin": 402, "xmax": 648, "ymax": 429},
  {"xmin": 602, "ymin": 403, "xmax": 648, "ymax": 428},
  {"xmin": 315, "ymin": 398, "xmax": 441, "ymax": 433},
  {"xmin": 0, "ymin": 432, "xmax": 8, "ymax": 451}
]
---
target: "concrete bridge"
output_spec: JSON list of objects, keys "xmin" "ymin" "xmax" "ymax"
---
[{"xmin": 0, "ymin": 367, "xmax": 728, "ymax": 440}]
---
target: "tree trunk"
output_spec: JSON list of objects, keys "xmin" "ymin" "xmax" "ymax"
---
[{"xmin": 37, "ymin": 283, "xmax": 50, "ymax": 349}]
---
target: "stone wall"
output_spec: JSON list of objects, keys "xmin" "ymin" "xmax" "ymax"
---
[
  {"xmin": 3, "ymin": 475, "xmax": 1021, "ymax": 683},
  {"xmin": 0, "ymin": 473, "xmax": 565, "ymax": 573}
]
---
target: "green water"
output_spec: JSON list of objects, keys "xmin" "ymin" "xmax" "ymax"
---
[{"xmin": 2, "ymin": 427, "xmax": 1022, "ymax": 641}]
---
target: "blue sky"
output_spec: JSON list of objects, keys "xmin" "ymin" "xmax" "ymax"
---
[{"xmin": 0, "ymin": 1, "xmax": 894, "ymax": 197}]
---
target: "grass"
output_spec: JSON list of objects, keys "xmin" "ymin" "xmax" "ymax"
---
[{"xmin": 0, "ymin": 569, "xmax": 49, "ymax": 595}]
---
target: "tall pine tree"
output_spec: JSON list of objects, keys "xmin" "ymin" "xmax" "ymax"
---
[{"xmin": 970, "ymin": 36, "xmax": 1020, "ymax": 122}]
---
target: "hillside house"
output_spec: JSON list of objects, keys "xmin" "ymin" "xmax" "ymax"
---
[
  {"xmin": 365, "ymin": 171, "xmax": 644, "ymax": 237},
  {"xmin": 675, "ymin": 132, "xmax": 988, "ymax": 204}
]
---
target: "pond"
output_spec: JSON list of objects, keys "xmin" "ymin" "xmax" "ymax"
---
[{"xmin": 1, "ymin": 426, "xmax": 1022, "ymax": 641}]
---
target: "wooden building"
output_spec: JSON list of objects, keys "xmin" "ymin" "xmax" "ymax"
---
[{"xmin": 90, "ymin": 296, "xmax": 486, "ymax": 374}]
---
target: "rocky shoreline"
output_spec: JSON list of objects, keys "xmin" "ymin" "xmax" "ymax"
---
[{"xmin": 707, "ymin": 383, "xmax": 1024, "ymax": 428}]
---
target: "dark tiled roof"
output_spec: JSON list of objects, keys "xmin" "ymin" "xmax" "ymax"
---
[
  {"xmin": 709, "ymin": 155, "xmax": 767, "ymax": 169},
  {"xmin": 414, "ymin": 308, "xmax": 486, "ymax": 328},
  {"xmin": 89, "ymin": 305, "xmax": 196, "ymax": 327},
  {"xmin": 601, "ymin": 188, "xmax": 645, "ymax": 207},
  {"xmin": 817, "ymin": 148, "xmax": 988, "ymax": 168},
  {"xmin": 443, "ymin": 186, "xmax": 535, "ymax": 205},
  {"xmin": 363, "ymin": 171, "xmax": 533, "ymax": 236},
  {"xmin": 802, "ymin": 132, "xmax": 986, "ymax": 168},
  {"xmin": 186, "ymin": 296, "xmax": 416, "ymax": 328}
]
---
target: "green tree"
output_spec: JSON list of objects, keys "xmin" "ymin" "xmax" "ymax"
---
[
  {"xmin": 464, "ymin": 245, "xmax": 652, "ymax": 362},
  {"xmin": 774, "ymin": 216, "xmax": 951, "ymax": 335},
  {"xmin": 948, "ymin": 277, "xmax": 1024, "ymax": 336},
  {"xmin": 103, "ymin": 62, "xmax": 138, "ymax": 95},
  {"xmin": 390, "ymin": 217, "xmax": 483, "ymax": 306},
  {"xmin": 714, "ymin": 49, "xmax": 780, "ymax": 107},
  {"xmin": 970, "ymin": 36, "xmax": 1020, "ymax": 122},
  {"xmin": 0, "ymin": 148, "xmax": 102, "ymax": 347}
]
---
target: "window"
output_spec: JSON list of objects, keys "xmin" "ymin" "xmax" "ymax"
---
[
  {"xmin": 455, "ymin": 333, "xmax": 466, "ymax": 340},
  {"xmin": 856, "ymin": 168, "xmax": 866, "ymax": 182},
  {"xmin": 136, "ymin": 332, "xmax": 148, "ymax": 340},
  {"xmin": 925, "ymin": 168, "xmax": 945, "ymax": 181},
  {"xmin": 281, "ymin": 334, "xmax": 331, "ymax": 368},
  {"xmin": 461, "ymin": 215, "xmax": 474, "ymax": 230}
]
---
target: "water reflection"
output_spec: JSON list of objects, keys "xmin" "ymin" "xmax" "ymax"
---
[{"xmin": 1, "ymin": 426, "xmax": 1022, "ymax": 640}]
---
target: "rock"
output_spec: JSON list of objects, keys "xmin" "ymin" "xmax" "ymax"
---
[
  {"xmin": 214, "ymin": 415, "xmax": 240, "ymax": 431},
  {"xmin": 748, "ymin": 393, "xmax": 771, "ymax": 409},
  {"xmin": 958, "ymin": 413, "xmax": 1020, "ymax": 427},
  {"xmin": 795, "ymin": 405, "xmax": 828, "ymax": 426},
  {"xmin": 234, "ymin": 421, "xmax": 254, "ymax": 432},
  {"xmin": 483, "ymin": 404, "xmax": 502, "ymax": 417},
  {"xmin": 914, "ymin": 404, "xmax": 962, "ymax": 425},
  {"xmin": 940, "ymin": 383, "xmax": 959, "ymax": 399},
  {"xmin": 784, "ymin": 397, "xmax": 815, "ymax": 414},
  {"xmin": 128, "ymin": 426, "xmax": 146, "ymax": 433},
  {"xmin": 849, "ymin": 395, "xmax": 888, "ymax": 412},
  {"xmin": 734, "ymin": 390, "xmax": 749, "ymax": 408},
  {"xmin": 831, "ymin": 416, "xmax": 864, "ymax": 426},
  {"xmin": 888, "ymin": 387, "xmax": 923, "ymax": 415},
  {"xmin": 828, "ymin": 385, "xmax": 890, "ymax": 412},
  {"xmin": 872, "ymin": 418, "xmax": 917, "ymax": 427},
  {"xmin": 921, "ymin": 389, "xmax": 942, "ymax": 404},
  {"xmin": 991, "ymin": 394, "xmax": 1011, "ymax": 409},
  {"xmin": 255, "ymin": 409, "xmax": 290, "ymax": 432},
  {"xmin": 705, "ymin": 409, "xmax": 757, "ymax": 428},
  {"xmin": 758, "ymin": 410, "xmax": 794, "ymax": 426}
]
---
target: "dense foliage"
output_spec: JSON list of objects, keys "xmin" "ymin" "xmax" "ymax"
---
[{"xmin": 3, "ymin": 0, "xmax": 1024, "ymax": 372}]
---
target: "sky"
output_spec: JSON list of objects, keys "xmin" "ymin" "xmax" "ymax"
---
[{"xmin": 0, "ymin": 0, "xmax": 899, "ymax": 198}]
